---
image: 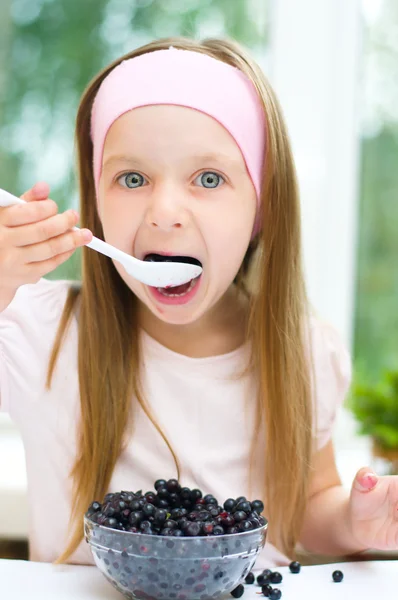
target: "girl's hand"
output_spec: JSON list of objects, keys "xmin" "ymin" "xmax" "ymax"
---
[
  {"xmin": 348, "ymin": 466, "xmax": 398, "ymax": 550},
  {"xmin": 0, "ymin": 181, "xmax": 92, "ymax": 311}
]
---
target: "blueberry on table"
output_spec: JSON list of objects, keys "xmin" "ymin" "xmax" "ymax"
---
[
  {"xmin": 289, "ymin": 561, "xmax": 301, "ymax": 573},
  {"xmin": 270, "ymin": 571, "xmax": 283, "ymax": 584},
  {"xmin": 245, "ymin": 572, "xmax": 255, "ymax": 584},
  {"xmin": 332, "ymin": 570, "xmax": 344, "ymax": 582},
  {"xmin": 231, "ymin": 583, "xmax": 245, "ymax": 597},
  {"xmin": 257, "ymin": 569, "xmax": 272, "ymax": 585},
  {"xmin": 269, "ymin": 589, "xmax": 282, "ymax": 600},
  {"xmin": 261, "ymin": 583, "xmax": 273, "ymax": 596}
]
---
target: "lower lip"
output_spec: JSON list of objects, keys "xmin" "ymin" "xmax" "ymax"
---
[{"xmin": 148, "ymin": 275, "xmax": 202, "ymax": 306}]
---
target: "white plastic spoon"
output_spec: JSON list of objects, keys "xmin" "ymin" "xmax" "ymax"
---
[{"xmin": 0, "ymin": 189, "xmax": 202, "ymax": 287}]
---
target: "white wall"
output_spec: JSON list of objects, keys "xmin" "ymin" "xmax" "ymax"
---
[{"xmin": 268, "ymin": 0, "xmax": 363, "ymax": 349}]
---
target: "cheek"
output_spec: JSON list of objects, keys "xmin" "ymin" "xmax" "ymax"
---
[
  {"xmin": 204, "ymin": 198, "xmax": 255, "ymax": 277},
  {"xmin": 100, "ymin": 199, "xmax": 141, "ymax": 253}
]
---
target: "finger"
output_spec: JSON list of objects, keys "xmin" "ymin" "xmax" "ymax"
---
[
  {"xmin": 27, "ymin": 248, "xmax": 78, "ymax": 282},
  {"xmin": 10, "ymin": 209, "xmax": 79, "ymax": 247},
  {"xmin": 23, "ymin": 228, "xmax": 92, "ymax": 263},
  {"xmin": 2, "ymin": 199, "xmax": 59, "ymax": 227},
  {"xmin": 20, "ymin": 181, "xmax": 51, "ymax": 203},
  {"xmin": 352, "ymin": 467, "xmax": 378, "ymax": 493}
]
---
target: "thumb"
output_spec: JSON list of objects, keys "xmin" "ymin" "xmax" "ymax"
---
[
  {"xmin": 352, "ymin": 466, "xmax": 378, "ymax": 493},
  {"xmin": 20, "ymin": 181, "xmax": 50, "ymax": 202}
]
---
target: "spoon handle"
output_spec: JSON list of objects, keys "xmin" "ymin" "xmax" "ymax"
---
[{"xmin": 85, "ymin": 236, "xmax": 136, "ymax": 266}]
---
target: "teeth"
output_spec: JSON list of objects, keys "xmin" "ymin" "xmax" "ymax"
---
[{"xmin": 157, "ymin": 278, "xmax": 197, "ymax": 297}]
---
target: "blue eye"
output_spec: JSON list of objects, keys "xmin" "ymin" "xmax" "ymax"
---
[
  {"xmin": 119, "ymin": 172, "xmax": 146, "ymax": 188},
  {"xmin": 194, "ymin": 171, "xmax": 224, "ymax": 189}
]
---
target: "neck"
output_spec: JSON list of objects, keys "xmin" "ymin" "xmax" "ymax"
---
[{"xmin": 137, "ymin": 285, "xmax": 249, "ymax": 358}]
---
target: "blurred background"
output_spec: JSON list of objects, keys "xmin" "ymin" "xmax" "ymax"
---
[{"xmin": 0, "ymin": 0, "xmax": 397, "ymax": 560}]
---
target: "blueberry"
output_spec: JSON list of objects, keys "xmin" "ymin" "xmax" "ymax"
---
[
  {"xmin": 332, "ymin": 570, "xmax": 344, "ymax": 583},
  {"xmin": 202, "ymin": 523, "xmax": 214, "ymax": 535},
  {"xmin": 221, "ymin": 515, "xmax": 235, "ymax": 527},
  {"xmin": 139, "ymin": 520, "xmax": 152, "ymax": 532},
  {"xmin": 173, "ymin": 529, "xmax": 184, "ymax": 537},
  {"xmin": 238, "ymin": 520, "xmax": 253, "ymax": 532},
  {"xmin": 144, "ymin": 492, "xmax": 157, "ymax": 504},
  {"xmin": 289, "ymin": 561, "xmax": 301, "ymax": 574},
  {"xmin": 231, "ymin": 583, "xmax": 244, "ymax": 597},
  {"xmin": 103, "ymin": 503, "xmax": 116, "ymax": 517},
  {"xmin": 157, "ymin": 499, "xmax": 169, "ymax": 509},
  {"xmin": 104, "ymin": 517, "xmax": 118, "ymax": 528},
  {"xmin": 171, "ymin": 508, "xmax": 184, "ymax": 519},
  {"xmin": 269, "ymin": 589, "xmax": 281, "ymax": 600},
  {"xmin": 143, "ymin": 503, "xmax": 156, "ymax": 517},
  {"xmin": 227, "ymin": 526, "xmax": 240, "ymax": 534},
  {"xmin": 270, "ymin": 572, "xmax": 282, "ymax": 584},
  {"xmin": 166, "ymin": 478, "xmax": 180, "ymax": 493},
  {"xmin": 251, "ymin": 499, "xmax": 264, "ymax": 514},
  {"xmin": 180, "ymin": 487, "xmax": 191, "ymax": 499},
  {"xmin": 261, "ymin": 583, "xmax": 273, "ymax": 597},
  {"xmin": 197, "ymin": 511, "xmax": 211, "ymax": 521},
  {"xmin": 164, "ymin": 519, "xmax": 178, "ymax": 530},
  {"xmin": 213, "ymin": 525, "xmax": 225, "ymax": 535},
  {"xmin": 154, "ymin": 509, "xmax": 167, "ymax": 525},
  {"xmin": 233, "ymin": 511, "xmax": 247, "ymax": 523},
  {"xmin": 257, "ymin": 570, "xmax": 272, "ymax": 586},
  {"xmin": 236, "ymin": 501, "xmax": 252, "ymax": 513},
  {"xmin": 223, "ymin": 498, "xmax": 236, "ymax": 512},
  {"xmin": 128, "ymin": 511, "xmax": 143, "ymax": 526},
  {"xmin": 190, "ymin": 489, "xmax": 203, "ymax": 502},
  {"xmin": 155, "ymin": 479, "xmax": 167, "ymax": 490},
  {"xmin": 186, "ymin": 522, "xmax": 201, "ymax": 536},
  {"xmin": 157, "ymin": 486, "xmax": 169, "ymax": 499},
  {"xmin": 245, "ymin": 572, "xmax": 255, "ymax": 584},
  {"xmin": 204, "ymin": 494, "xmax": 218, "ymax": 505},
  {"xmin": 87, "ymin": 501, "xmax": 101, "ymax": 514}
]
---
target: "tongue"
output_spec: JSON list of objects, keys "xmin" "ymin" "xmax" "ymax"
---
[{"xmin": 159, "ymin": 280, "xmax": 192, "ymax": 295}]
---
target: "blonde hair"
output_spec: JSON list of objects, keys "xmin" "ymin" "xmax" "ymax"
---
[{"xmin": 49, "ymin": 36, "xmax": 313, "ymax": 564}]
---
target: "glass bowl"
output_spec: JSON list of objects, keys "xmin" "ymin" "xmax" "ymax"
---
[{"xmin": 84, "ymin": 516, "xmax": 267, "ymax": 600}]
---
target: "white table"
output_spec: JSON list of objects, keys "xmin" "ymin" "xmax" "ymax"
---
[{"xmin": 1, "ymin": 558, "xmax": 397, "ymax": 599}]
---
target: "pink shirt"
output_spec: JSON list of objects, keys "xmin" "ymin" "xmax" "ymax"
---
[{"xmin": 0, "ymin": 279, "xmax": 351, "ymax": 568}]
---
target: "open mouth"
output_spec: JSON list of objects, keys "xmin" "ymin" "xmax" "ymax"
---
[{"xmin": 143, "ymin": 253, "xmax": 203, "ymax": 297}]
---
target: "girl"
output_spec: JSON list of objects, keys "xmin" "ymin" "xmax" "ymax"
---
[{"xmin": 0, "ymin": 37, "xmax": 397, "ymax": 569}]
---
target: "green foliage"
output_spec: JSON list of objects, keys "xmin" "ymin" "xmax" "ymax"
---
[
  {"xmin": 348, "ymin": 369, "xmax": 398, "ymax": 449},
  {"xmin": 353, "ymin": 128, "xmax": 398, "ymax": 377}
]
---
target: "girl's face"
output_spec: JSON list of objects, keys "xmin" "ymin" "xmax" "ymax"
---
[{"xmin": 98, "ymin": 105, "xmax": 257, "ymax": 325}]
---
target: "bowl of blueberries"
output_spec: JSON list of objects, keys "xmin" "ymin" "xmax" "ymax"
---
[{"xmin": 84, "ymin": 478, "xmax": 268, "ymax": 600}]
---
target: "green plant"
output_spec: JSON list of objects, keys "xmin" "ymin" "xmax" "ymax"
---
[{"xmin": 348, "ymin": 369, "xmax": 398, "ymax": 450}]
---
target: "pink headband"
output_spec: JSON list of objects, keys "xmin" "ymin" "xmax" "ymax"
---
[{"xmin": 91, "ymin": 47, "xmax": 265, "ymax": 236}]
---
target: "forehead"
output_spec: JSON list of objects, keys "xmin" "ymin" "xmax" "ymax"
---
[{"xmin": 102, "ymin": 105, "xmax": 245, "ymax": 162}]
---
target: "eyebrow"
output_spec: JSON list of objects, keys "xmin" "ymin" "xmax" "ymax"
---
[{"xmin": 103, "ymin": 153, "xmax": 246, "ymax": 173}]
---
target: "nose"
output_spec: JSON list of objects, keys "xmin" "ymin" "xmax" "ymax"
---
[{"xmin": 145, "ymin": 183, "xmax": 189, "ymax": 232}]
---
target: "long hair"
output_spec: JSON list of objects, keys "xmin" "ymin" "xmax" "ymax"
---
[{"xmin": 49, "ymin": 36, "xmax": 313, "ymax": 563}]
